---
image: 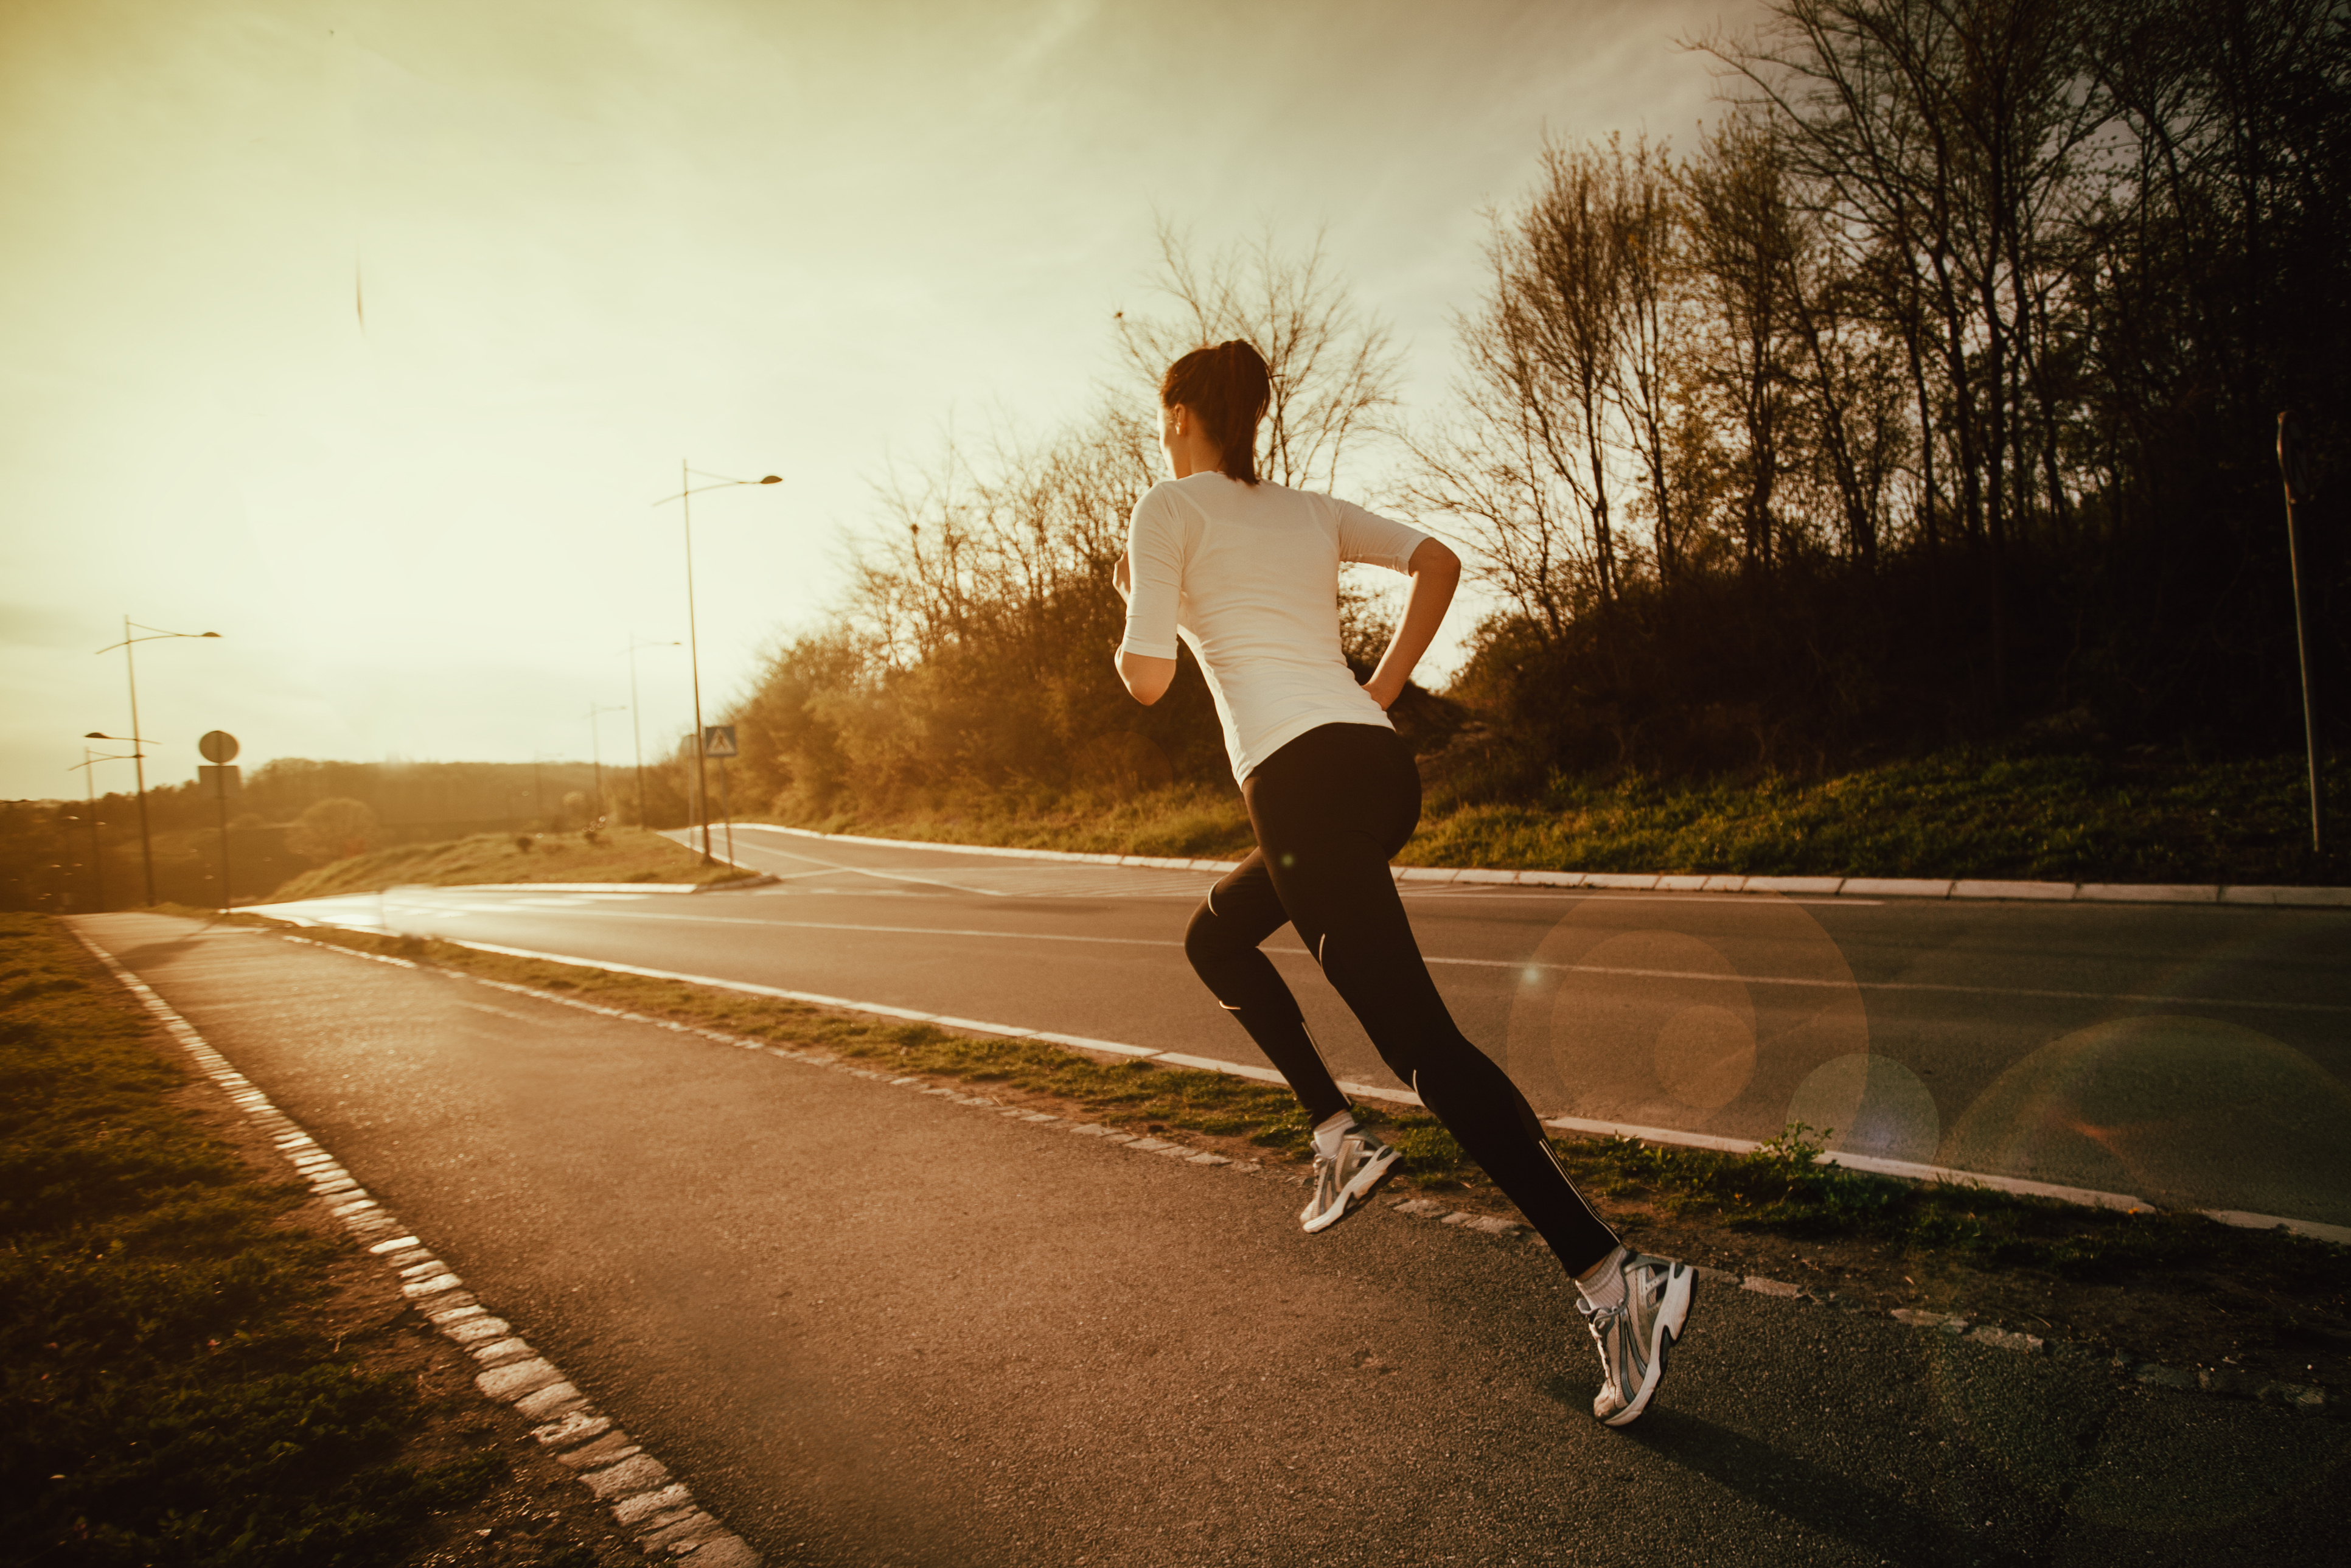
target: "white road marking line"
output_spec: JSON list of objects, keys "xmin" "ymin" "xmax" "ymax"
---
[
  {"xmin": 723, "ymin": 843, "xmax": 1014, "ymax": 897},
  {"xmin": 66, "ymin": 924, "xmax": 765, "ymax": 1568},
  {"xmin": 367, "ymin": 908, "xmax": 2351, "ymax": 1016}
]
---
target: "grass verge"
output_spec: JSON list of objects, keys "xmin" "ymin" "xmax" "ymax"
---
[
  {"xmin": 239, "ymin": 914, "xmax": 2351, "ymax": 1389},
  {"xmin": 784, "ymin": 781, "xmax": 1255, "ymax": 863},
  {"xmin": 1408, "ymin": 748, "xmax": 2350, "ymax": 886},
  {"xmin": 262, "ymin": 826, "xmax": 756, "ymax": 902},
  {"xmin": 0, "ymin": 913, "xmax": 534, "ymax": 1566},
  {"xmin": 773, "ymin": 748, "xmax": 2347, "ymax": 885}
]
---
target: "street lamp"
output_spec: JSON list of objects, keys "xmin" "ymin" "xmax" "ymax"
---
[
  {"xmin": 585, "ymin": 702, "xmax": 625, "ymax": 825},
  {"xmin": 652, "ymin": 465, "xmax": 779, "ymax": 863},
  {"xmin": 94, "ymin": 618, "xmax": 221, "ymax": 904},
  {"xmin": 625, "ymin": 635, "xmax": 681, "ymax": 830},
  {"xmin": 84, "ymin": 727, "xmax": 156, "ymax": 899},
  {"xmin": 2277, "ymin": 412, "xmax": 2325, "ymax": 855},
  {"xmin": 69, "ymin": 745, "xmax": 138, "ymax": 911}
]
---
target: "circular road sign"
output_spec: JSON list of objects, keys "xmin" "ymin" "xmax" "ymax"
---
[{"xmin": 198, "ymin": 730, "xmax": 240, "ymax": 764}]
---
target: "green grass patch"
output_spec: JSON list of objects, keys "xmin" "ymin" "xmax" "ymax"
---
[
  {"xmin": 0, "ymin": 914, "xmax": 503, "ymax": 1566},
  {"xmin": 260, "ymin": 919, "xmax": 2349, "ymax": 1292},
  {"xmin": 1405, "ymin": 749, "xmax": 2349, "ymax": 885},
  {"xmin": 779, "ymin": 781, "xmax": 1255, "ymax": 863},
  {"xmin": 263, "ymin": 825, "xmax": 754, "ymax": 902},
  {"xmin": 771, "ymin": 748, "xmax": 2346, "ymax": 885}
]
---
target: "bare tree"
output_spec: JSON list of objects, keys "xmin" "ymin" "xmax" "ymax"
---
[
  {"xmin": 1405, "ymin": 137, "xmax": 1714, "ymax": 627},
  {"xmin": 1704, "ymin": 0, "xmax": 2117, "ymax": 699},
  {"xmin": 1399, "ymin": 240, "xmax": 1593, "ymax": 641},
  {"xmin": 1606, "ymin": 137, "xmax": 1694, "ymax": 587},
  {"xmin": 1114, "ymin": 218, "xmax": 1405, "ymax": 493},
  {"xmin": 1511, "ymin": 141, "xmax": 1632, "ymax": 598},
  {"xmin": 1681, "ymin": 117, "xmax": 1802, "ymax": 575}
]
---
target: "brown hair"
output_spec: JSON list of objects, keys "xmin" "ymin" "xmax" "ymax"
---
[{"xmin": 1160, "ymin": 339, "xmax": 1271, "ymax": 485}]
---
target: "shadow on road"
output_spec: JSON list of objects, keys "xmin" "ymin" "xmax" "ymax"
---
[{"xmin": 1620, "ymin": 1406, "xmax": 2030, "ymax": 1567}]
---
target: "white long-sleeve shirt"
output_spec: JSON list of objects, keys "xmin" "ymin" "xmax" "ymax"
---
[{"xmin": 1118, "ymin": 471, "xmax": 1429, "ymax": 782}]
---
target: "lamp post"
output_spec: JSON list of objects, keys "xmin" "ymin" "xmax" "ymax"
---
[
  {"xmin": 94, "ymin": 618, "xmax": 221, "ymax": 904},
  {"xmin": 625, "ymin": 635, "xmax": 681, "ymax": 830},
  {"xmin": 653, "ymin": 465, "xmax": 780, "ymax": 862},
  {"xmin": 69, "ymin": 745, "xmax": 136, "ymax": 911},
  {"xmin": 83, "ymin": 728, "xmax": 154, "ymax": 898},
  {"xmin": 2277, "ymin": 413, "xmax": 2326, "ymax": 855},
  {"xmin": 585, "ymin": 702, "xmax": 625, "ymax": 825}
]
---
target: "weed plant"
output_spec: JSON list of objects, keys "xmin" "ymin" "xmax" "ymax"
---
[{"xmin": 0, "ymin": 915, "xmax": 500, "ymax": 1566}]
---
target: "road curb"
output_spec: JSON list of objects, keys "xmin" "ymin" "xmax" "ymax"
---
[
  {"xmin": 68, "ymin": 924, "xmax": 767, "ymax": 1568},
  {"xmin": 725, "ymin": 823, "xmax": 2351, "ymax": 907}
]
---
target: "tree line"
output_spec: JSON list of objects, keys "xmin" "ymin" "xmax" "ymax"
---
[
  {"xmin": 0, "ymin": 758, "xmax": 632, "ymax": 913},
  {"xmin": 709, "ymin": 0, "xmax": 2343, "ymax": 825},
  {"xmin": 1415, "ymin": 0, "xmax": 2350, "ymax": 786}
]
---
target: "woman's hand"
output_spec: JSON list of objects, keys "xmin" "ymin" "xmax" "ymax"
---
[
  {"xmin": 1362, "ymin": 669, "xmax": 1406, "ymax": 710},
  {"xmin": 1112, "ymin": 551, "xmax": 1132, "ymax": 604}
]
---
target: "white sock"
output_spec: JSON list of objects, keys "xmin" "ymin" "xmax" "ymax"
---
[
  {"xmin": 1575, "ymin": 1244, "xmax": 1629, "ymax": 1311},
  {"xmin": 1311, "ymin": 1110, "xmax": 1358, "ymax": 1161}
]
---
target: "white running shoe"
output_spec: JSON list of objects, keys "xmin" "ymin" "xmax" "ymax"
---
[
  {"xmin": 1581, "ymin": 1252, "xmax": 1696, "ymax": 1427},
  {"xmin": 1299, "ymin": 1127, "xmax": 1401, "ymax": 1233}
]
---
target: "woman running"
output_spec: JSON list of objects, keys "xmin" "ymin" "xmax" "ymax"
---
[{"xmin": 1110, "ymin": 339, "xmax": 1695, "ymax": 1427}]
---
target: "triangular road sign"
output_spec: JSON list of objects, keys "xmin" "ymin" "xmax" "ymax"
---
[{"xmin": 702, "ymin": 725, "xmax": 739, "ymax": 759}]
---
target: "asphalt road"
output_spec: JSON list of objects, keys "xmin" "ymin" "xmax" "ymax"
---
[
  {"xmin": 249, "ymin": 824, "xmax": 2351, "ymax": 1231},
  {"xmin": 75, "ymin": 913, "xmax": 2351, "ymax": 1567}
]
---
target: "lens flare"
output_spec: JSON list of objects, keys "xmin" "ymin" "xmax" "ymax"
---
[
  {"xmin": 1944, "ymin": 1015, "xmax": 2351, "ymax": 1222},
  {"xmin": 1506, "ymin": 894, "xmax": 1872, "ymax": 1134}
]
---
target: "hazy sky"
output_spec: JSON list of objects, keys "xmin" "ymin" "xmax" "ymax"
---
[{"xmin": 2, "ymin": 0, "xmax": 1753, "ymax": 801}]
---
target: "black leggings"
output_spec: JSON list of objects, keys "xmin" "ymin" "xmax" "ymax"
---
[{"xmin": 1183, "ymin": 722, "xmax": 1621, "ymax": 1274}]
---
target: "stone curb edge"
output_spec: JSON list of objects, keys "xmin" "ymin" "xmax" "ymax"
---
[
  {"xmin": 66, "ymin": 925, "xmax": 764, "ymax": 1568},
  {"xmin": 248, "ymin": 920, "xmax": 2338, "ymax": 1423},
  {"xmin": 725, "ymin": 823, "xmax": 2351, "ymax": 908}
]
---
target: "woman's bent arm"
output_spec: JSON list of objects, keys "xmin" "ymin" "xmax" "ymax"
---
[
  {"xmin": 1112, "ymin": 550, "xmax": 1178, "ymax": 704},
  {"xmin": 1362, "ymin": 538, "xmax": 1460, "ymax": 710}
]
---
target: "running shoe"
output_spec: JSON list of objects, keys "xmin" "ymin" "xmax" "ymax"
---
[
  {"xmin": 1299, "ymin": 1127, "xmax": 1401, "ymax": 1233},
  {"xmin": 1581, "ymin": 1252, "xmax": 1696, "ymax": 1427}
]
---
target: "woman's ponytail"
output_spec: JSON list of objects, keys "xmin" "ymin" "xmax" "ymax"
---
[{"xmin": 1161, "ymin": 339, "xmax": 1272, "ymax": 485}]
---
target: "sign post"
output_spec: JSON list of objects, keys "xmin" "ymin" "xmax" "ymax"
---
[
  {"xmin": 198, "ymin": 730, "xmax": 240, "ymax": 912},
  {"xmin": 2277, "ymin": 413, "xmax": 2325, "ymax": 856},
  {"xmin": 702, "ymin": 725, "xmax": 739, "ymax": 868}
]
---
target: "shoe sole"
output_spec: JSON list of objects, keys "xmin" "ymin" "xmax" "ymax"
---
[
  {"xmin": 1601, "ymin": 1262, "xmax": 1696, "ymax": 1428},
  {"xmin": 1299, "ymin": 1145, "xmax": 1403, "ymax": 1234}
]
